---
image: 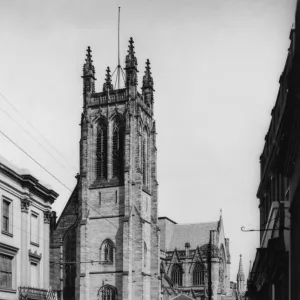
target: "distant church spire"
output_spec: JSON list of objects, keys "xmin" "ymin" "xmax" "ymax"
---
[
  {"xmin": 103, "ymin": 66, "xmax": 113, "ymax": 92},
  {"xmin": 237, "ymin": 254, "xmax": 245, "ymax": 294},
  {"xmin": 125, "ymin": 37, "xmax": 138, "ymax": 87}
]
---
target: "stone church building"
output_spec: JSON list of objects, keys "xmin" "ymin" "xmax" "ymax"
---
[{"xmin": 50, "ymin": 38, "xmax": 232, "ymax": 300}]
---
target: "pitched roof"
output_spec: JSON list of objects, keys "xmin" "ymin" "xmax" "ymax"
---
[
  {"xmin": 167, "ymin": 221, "xmax": 219, "ymax": 250},
  {"xmin": 171, "ymin": 295, "xmax": 195, "ymax": 300}
]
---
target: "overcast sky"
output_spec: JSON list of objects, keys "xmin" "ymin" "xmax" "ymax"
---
[{"xmin": 0, "ymin": 0, "xmax": 297, "ymax": 284}]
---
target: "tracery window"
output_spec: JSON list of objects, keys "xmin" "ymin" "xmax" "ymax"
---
[
  {"xmin": 101, "ymin": 239, "xmax": 114, "ymax": 263},
  {"xmin": 98, "ymin": 285, "xmax": 117, "ymax": 300},
  {"xmin": 112, "ymin": 116, "xmax": 125, "ymax": 182},
  {"xmin": 171, "ymin": 264, "xmax": 182, "ymax": 286},
  {"xmin": 193, "ymin": 263, "xmax": 205, "ymax": 285},
  {"xmin": 96, "ymin": 119, "xmax": 108, "ymax": 179}
]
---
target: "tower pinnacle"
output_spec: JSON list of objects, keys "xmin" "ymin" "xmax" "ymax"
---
[
  {"xmin": 103, "ymin": 67, "xmax": 113, "ymax": 92},
  {"xmin": 83, "ymin": 46, "xmax": 96, "ymax": 78},
  {"xmin": 142, "ymin": 59, "xmax": 154, "ymax": 90},
  {"xmin": 124, "ymin": 37, "xmax": 138, "ymax": 88}
]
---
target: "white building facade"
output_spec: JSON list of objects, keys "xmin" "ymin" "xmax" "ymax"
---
[{"xmin": 0, "ymin": 157, "xmax": 58, "ymax": 300}]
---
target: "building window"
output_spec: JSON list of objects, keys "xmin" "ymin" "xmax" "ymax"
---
[
  {"xmin": 30, "ymin": 213, "xmax": 39, "ymax": 246},
  {"xmin": 171, "ymin": 264, "xmax": 182, "ymax": 286},
  {"xmin": 193, "ymin": 263, "xmax": 205, "ymax": 285},
  {"xmin": 101, "ymin": 239, "xmax": 114, "ymax": 263},
  {"xmin": 96, "ymin": 119, "xmax": 108, "ymax": 179},
  {"xmin": 112, "ymin": 116, "xmax": 125, "ymax": 182},
  {"xmin": 98, "ymin": 285, "xmax": 117, "ymax": 300},
  {"xmin": 30, "ymin": 262, "xmax": 39, "ymax": 288},
  {"xmin": 2, "ymin": 199, "xmax": 12, "ymax": 234},
  {"xmin": 142, "ymin": 128, "xmax": 149, "ymax": 188},
  {"xmin": 0, "ymin": 253, "xmax": 12, "ymax": 289}
]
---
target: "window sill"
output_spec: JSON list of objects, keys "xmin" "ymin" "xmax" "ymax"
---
[
  {"xmin": 0, "ymin": 287, "xmax": 17, "ymax": 293},
  {"xmin": 1, "ymin": 230, "xmax": 13, "ymax": 237},
  {"xmin": 30, "ymin": 241, "xmax": 40, "ymax": 247}
]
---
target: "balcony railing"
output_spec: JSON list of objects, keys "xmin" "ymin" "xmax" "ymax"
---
[{"xmin": 18, "ymin": 286, "xmax": 52, "ymax": 300}]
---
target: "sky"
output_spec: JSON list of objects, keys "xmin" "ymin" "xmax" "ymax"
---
[{"xmin": 0, "ymin": 0, "xmax": 297, "ymax": 285}]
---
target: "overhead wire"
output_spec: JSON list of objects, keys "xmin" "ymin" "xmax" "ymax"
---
[
  {"xmin": 0, "ymin": 105, "xmax": 76, "ymax": 177},
  {"xmin": 0, "ymin": 92, "xmax": 78, "ymax": 173}
]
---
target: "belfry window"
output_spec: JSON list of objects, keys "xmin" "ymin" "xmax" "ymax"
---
[
  {"xmin": 171, "ymin": 264, "xmax": 182, "ymax": 286},
  {"xmin": 101, "ymin": 239, "xmax": 114, "ymax": 263},
  {"xmin": 98, "ymin": 285, "xmax": 117, "ymax": 300},
  {"xmin": 112, "ymin": 116, "xmax": 125, "ymax": 182},
  {"xmin": 142, "ymin": 128, "xmax": 149, "ymax": 187},
  {"xmin": 96, "ymin": 119, "xmax": 108, "ymax": 179},
  {"xmin": 193, "ymin": 263, "xmax": 205, "ymax": 285}
]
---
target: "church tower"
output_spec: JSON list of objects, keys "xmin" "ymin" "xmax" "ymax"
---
[
  {"xmin": 77, "ymin": 38, "xmax": 160, "ymax": 300},
  {"xmin": 237, "ymin": 254, "xmax": 245, "ymax": 295}
]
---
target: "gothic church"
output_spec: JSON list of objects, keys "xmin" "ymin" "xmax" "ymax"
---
[{"xmin": 50, "ymin": 38, "xmax": 232, "ymax": 300}]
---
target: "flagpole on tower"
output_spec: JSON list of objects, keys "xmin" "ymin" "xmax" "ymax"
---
[
  {"xmin": 117, "ymin": 7, "xmax": 121, "ymax": 90},
  {"xmin": 111, "ymin": 7, "xmax": 125, "ymax": 90}
]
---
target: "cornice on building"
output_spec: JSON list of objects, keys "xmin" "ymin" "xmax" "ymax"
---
[{"xmin": 0, "ymin": 159, "xmax": 58, "ymax": 204}]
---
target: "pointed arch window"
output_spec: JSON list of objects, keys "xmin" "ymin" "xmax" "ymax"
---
[
  {"xmin": 171, "ymin": 264, "xmax": 182, "ymax": 286},
  {"xmin": 96, "ymin": 119, "xmax": 108, "ymax": 179},
  {"xmin": 98, "ymin": 285, "xmax": 117, "ymax": 300},
  {"xmin": 144, "ymin": 242, "xmax": 147, "ymax": 268},
  {"xmin": 112, "ymin": 116, "xmax": 125, "ymax": 182},
  {"xmin": 193, "ymin": 263, "xmax": 205, "ymax": 285},
  {"xmin": 142, "ymin": 127, "xmax": 149, "ymax": 187},
  {"xmin": 100, "ymin": 239, "xmax": 114, "ymax": 263}
]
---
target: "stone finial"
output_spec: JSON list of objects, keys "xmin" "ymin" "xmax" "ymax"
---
[
  {"xmin": 103, "ymin": 66, "xmax": 114, "ymax": 92},
  {"xmin": 142, "ymin": 59, "xmax": 154, "ymax": 90},
  {"xmin": 21, "ymin": 197, "xmax": 31, "ymax": 213},
  {"xmin": 125, "ymin": 37, "xmax": 138, "ymax": 69},
  {"xmin": 125, "ymin": 37, "xmax": 138, "ymax": 87},
  {"xmin": 83, "ymin": 46, "xmax": 96, "ymax": 78}
]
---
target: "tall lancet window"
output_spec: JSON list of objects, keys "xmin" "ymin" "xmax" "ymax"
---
[
  {"xmin": 112, "ymin": 115, "xmax": 125, "ymax": 182},
  {"xmin": 142, "ymin": 127, "xmax": 149, "ymax": 187},
  {"xmin": 171, "ymin": 264, "xmax": 182, "ymax": 286},
  {"xmin": 96, "ymin": 118, "xmax": 108, "ymax": 179},
  {"xmin": 193, "ymin": 263, "xmax": 205, "ymax": 285}
]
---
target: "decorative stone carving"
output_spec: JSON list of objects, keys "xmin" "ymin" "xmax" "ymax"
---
[
  {"xmin": 43, "ymin": 210, "xmax": 51, "ymax": 224},
  {"xmin": 28, "ymin": 249, "xmax": 42, "ymax": 264},
  {"xmin": 21, "ymin": 197, "xmax": 31, "ymax": 213}
]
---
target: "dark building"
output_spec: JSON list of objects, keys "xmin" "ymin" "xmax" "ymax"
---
[{"xmin": 246, "ymin": 3, "xmax": 300, "ymax": 299}]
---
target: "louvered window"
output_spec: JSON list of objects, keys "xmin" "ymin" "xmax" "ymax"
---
[
  {"xmin": 193, "ymin": 263, "xmax": 205, "ymax": 285},
  {"xmin": 112, "ymin": 117, "xmax": 125, "ymax": 182},
  {"xmin": 171, "ymin": 264, "xmax": 182, "ymax": 286},
  {"xmin": 96, "ymin": 121, "xmax": 107, "ymax": 179},
  {"xmin": 142, "ymin": 137, "xmax": 146, "ymax": 185}
]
